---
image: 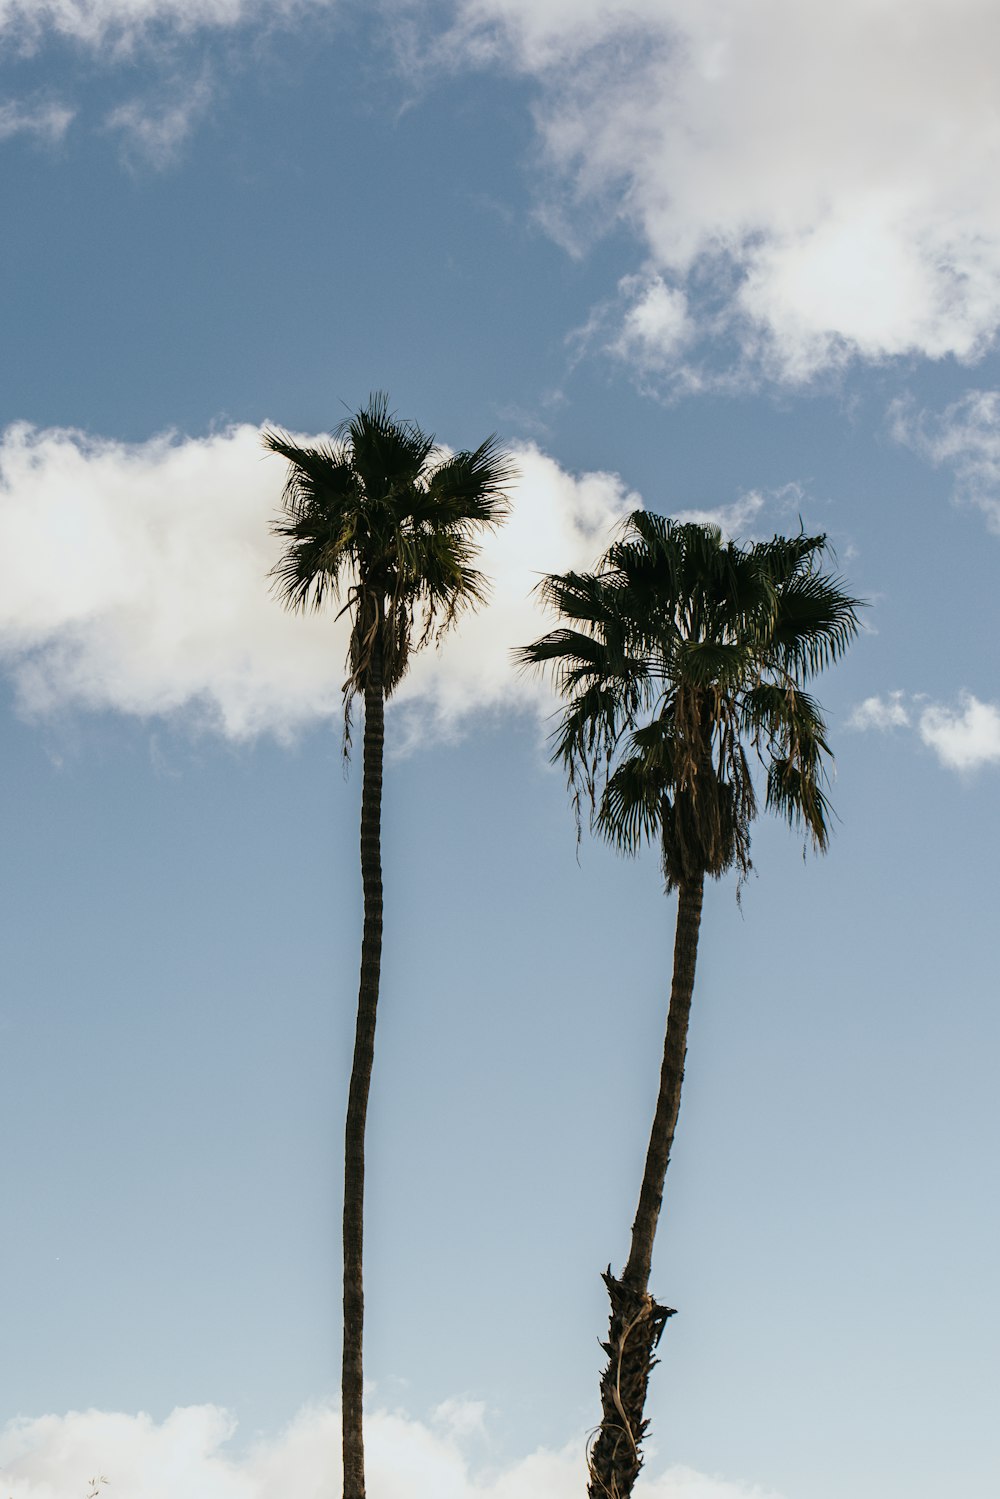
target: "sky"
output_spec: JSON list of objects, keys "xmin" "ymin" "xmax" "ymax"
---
[{"xmin": 1, "ymin": 2, "xmax": 999, "ymax": 1497}]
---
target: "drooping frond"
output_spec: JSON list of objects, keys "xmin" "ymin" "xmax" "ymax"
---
[{"xmin": 597, "ymin": 750, "xmax": 670, "ymax": 854}]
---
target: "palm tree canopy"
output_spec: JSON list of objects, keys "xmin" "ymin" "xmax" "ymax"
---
[
  {"xmin": 519, "ymin": 511, "xmax": 862, "ymax": 889},
  {"xmin": 265, "ymin": 392, "xmax": 513, "ymax": 705}
]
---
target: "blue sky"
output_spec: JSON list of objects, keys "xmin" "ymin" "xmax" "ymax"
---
[{"xmin": 2, "ymin": 3, "xmax": 999, "ymax": 1497}]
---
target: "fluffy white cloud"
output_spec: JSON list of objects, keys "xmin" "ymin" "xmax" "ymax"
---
[
  {"xmin": 850, "ymin": 688, "xmax": 1000, "ymax": 771},
  {"xmin": 849, "ymin": 692, "xmax": 911, "ymax": 732},
  {"xmin": 608, "ymin": 273, "xmax": 694, "ymax": 373},
  {"xmin": 0, "ymin": 1401, "xmax": 788, "ymax": 1499},
  {"xmin": 0, "ymin": 421, "xmax": 638, "ymax": 742},
  {"xmin": 918, "ymin": 692, "xmax": 1000, "ymax": 771},
  {"xmin": 890, "ymin": 389, "xmax": 1000, "ymax": 531},
  {"xmin": 444, "ymin": 0, "xmax": 1000, "ymax": 383}
]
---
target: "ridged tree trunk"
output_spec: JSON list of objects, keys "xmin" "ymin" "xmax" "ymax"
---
[
  {"xmin": 587, "ymin": 874, "xmax": 705, "ymax": 1499},
  {"xmin": 342, "ymin": 643, "xmax": 385, "ymax": 1499}
]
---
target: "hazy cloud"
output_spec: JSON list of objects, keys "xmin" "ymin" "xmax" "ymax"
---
[
  {"xmin": 890, "ymin": 389, "xmax": 1000, "ymax": 531},
  {"xmin": 0, "ymin": 0, "xmax": 325, "ymax": 50},
  {"xmin": 443, "ymin": 0, "xmax": 1000, "ymax": 385},
  {"xmin": 0, "ymin": 422, "xmax": 637, "ymax": 742},
  {"xmin": 0, "ymin": 1400, "xmax": 788, "ymax": 1499},
  {"xmin": 0, "ymin": 98, "xmax": 74, "ymax": 143},
  {"xmin": 670, "ymin": 488, "xmax": 767, "ymax": 536},
  {"xmin": 105, "ymin": 71, "xmax": 213, "ymax": 167}
]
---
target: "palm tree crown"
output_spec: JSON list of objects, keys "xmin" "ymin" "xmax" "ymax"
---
[
  {"xmin": 266, "ymin": 391, "xmax": 512, "ymax": 709},
  {"xmin": 521, "ymin": 511, "xmax": 860, "ymax": 887}
]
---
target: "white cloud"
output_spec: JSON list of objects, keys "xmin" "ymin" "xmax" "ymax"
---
[
  {"xmin": 849, "ymin": 692, "xmax": 911, "ymax": 732},
  {"xmin": 890, "ymin": 389, "xmax": 1000, "ymax": 531},
  {"xmin": 849, "ymin": 688, "xmax": 1000, "ymax": 772},
  {"xmin": 430, "ymin": 1398, "xmax": 487, "ymax": 1442},
  {"xmin": 609, "ymin": 272, "xmax": 694, "ymax": 372},
  {"xmin": 918, "ymin": 692, "xmax": 1000, "ymax": 771},
  {"xmin": 0, "ymin": 422, "xmax": 635, "ymax": 742},
  {"xmin": 670, "ymin": 488, "xmax": 766, "ymax": 536},
  {"xmin": 0, "ymin": 1400, "xmax": 788, "ymax": 1499},
  {"xmin": 443, "ymin": 0, "xmax": 1000, "ymax": 384},
  {"xmin": 0, "ymin": 99, "xmax": 74, "ymax": 144}
]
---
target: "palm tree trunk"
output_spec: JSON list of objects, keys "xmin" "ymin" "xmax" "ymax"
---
[
  {"xmin": 342, "ymin": 645, "xmax": 385, "ymax": 1499},
  {"xmin": 587, "ymin": 873, "xmax": 705, "ymax": 1499}
]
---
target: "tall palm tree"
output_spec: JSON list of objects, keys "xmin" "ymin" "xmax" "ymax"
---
[
  {"xmin": 265, "ymin": 395, "xmax": 511, "ymax": 1499},
  {"xmin": 519, "ymin": 512, "xmax": 860, "ymax": 1499}
]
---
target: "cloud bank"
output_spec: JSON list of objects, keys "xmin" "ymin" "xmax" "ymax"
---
[
  {"xmin": 851, "ymin": 690, "xmax": 1000, "ymax": 772},
  {"xmin": 0, "ymin": 1401, "xmax": 788, "ymax": 1499},
  {"xmin": 444, "ymin": 0, "xmax": 1000, "ymax": 384},
  {"xmin": 0, "ymin": 421, "xmax": 640, "ymax": 741}
]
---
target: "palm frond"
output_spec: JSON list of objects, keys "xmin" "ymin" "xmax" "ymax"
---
[
  {"xmin": 596, "ymin": 754, "xmax": 667, "ymax": 854},
  {"xmin": 768, "ymin": 571, "xmax": 863, "ymax": 675},
  {"xmin": 423, "ymin": 436, "xmax": 515, "ymax": 528},
  {"xmin": 765, "ymin": 756, "xmax": 833, "ymax": 850}
]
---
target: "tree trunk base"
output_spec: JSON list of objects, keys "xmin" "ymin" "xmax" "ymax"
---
[{"xmin": 586, "ymin": 1270, "xmax": 675, "ymax": 1499}]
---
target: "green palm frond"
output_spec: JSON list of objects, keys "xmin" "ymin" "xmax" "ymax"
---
[
  {"xmin": 673, "ymin": 639, "xmax": 753, "ymax": 690},
  {"xmin": 423, "ymin": 436, "xmax": 515, "ymax": 528},
  {"xmin": 597, "ymin": 753, "xmax": 668, "ymax": 854},
  {"xmin": 767, "ymin": 569, "xmax": 862, "ymax": 675},
  {"xmin": 765, "ymin": 756, "xmax": 833, "ymax": 849}
]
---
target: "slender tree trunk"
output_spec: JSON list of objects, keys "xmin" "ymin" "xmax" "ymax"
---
[
  {"xmin": 342, "ymin": 646, "xmax": 385, "ymax": 1499},
  {"xmin": 587, "ymin": 874, "xmax": 705, "ymax": 1499}
]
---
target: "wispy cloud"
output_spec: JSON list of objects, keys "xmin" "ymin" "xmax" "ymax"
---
[
  {"xmin": 670, "ymin": 488, "xmax": 770, "ymax": 537},
  {"xmin": 0, "ymin": 98, "xmax": 74, "ymax": 144},
  {"xmin": 0, "ymin": 422, "xmax": 636, "ymax": 742},
  {"xmin": 0, "ymin": 1400, "xmax": 789, "ymax": 1499},
  {"xmin": 0, "ymin": 0, "xmax": 328, "ymax": 52},
  {"xmin": 890, "ymin": 389, "xmax": 1000, "ymax": 531},
  {"xmin": 105, "ymin": 70, "xmax": 214, "ymax": 167},
  {"xmin": 850, "ymin": 689, "xmax": 1000, "ymax": 772},
  {"xmin": 437, "ymin": 0, "xmax": 1000, "ymax": 388}
]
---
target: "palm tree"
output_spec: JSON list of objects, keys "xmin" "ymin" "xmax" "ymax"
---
[
  {"xmin": 519, "ymin": 512, "xmax": 860, "ymax": 1499},
  {"xmin": 265, "ymin": 395, "xmax": 511, "ymax": 1499}
]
